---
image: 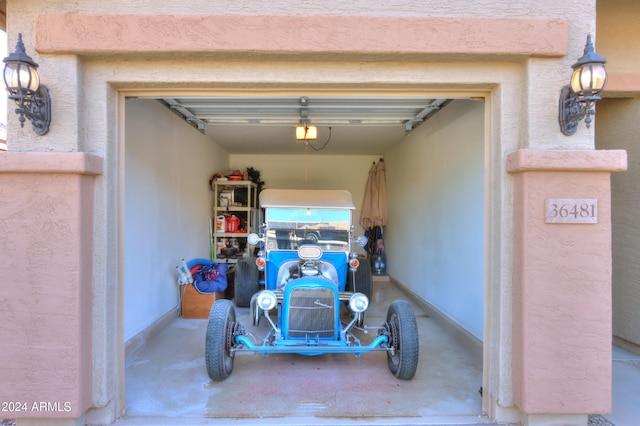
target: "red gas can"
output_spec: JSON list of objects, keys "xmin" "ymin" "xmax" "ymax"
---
[{"xmin": 226, "ymin": 214, "xmax": 240, "ymax": 233}]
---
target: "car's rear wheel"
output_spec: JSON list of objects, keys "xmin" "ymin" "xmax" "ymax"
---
[
  {"xmin": 205, "ymin": 299, "xmax": 236, "ymax": 381},
  {"xmin": 347, "ymin": 259, "xmax": 372, "ymax": 300},
  {"xmin": 234, "ymin": 257, "xmax": 259, "ymax": 307},
  {"xmin": 386, "ymin": 300, "xmax": 419, "ymax": 379}
]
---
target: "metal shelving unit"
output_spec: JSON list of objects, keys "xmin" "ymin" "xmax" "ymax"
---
[{"xmin": 211, "ymin": 180, "xmax": 258, "ymax": 263}]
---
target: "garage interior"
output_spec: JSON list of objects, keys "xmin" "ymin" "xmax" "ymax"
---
[{"xmin": 122, "ymin": 93, "xmax": 486, "ymax": 422}]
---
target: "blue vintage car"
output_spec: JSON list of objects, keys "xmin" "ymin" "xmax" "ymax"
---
[{"xmin": 205, "ymin": 189, "xmax": 419, "ymax": 381}]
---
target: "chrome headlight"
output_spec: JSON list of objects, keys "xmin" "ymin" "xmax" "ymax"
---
[
  {"xmin": 348, "ymin": 292, "xmax": 369, "ymax": 313},
  {"xmin": 247, "ymin": 233, "xmax": 263, "ymax": 246},
  {"xmin": 256, "ymin": 290, "xmax": 277, "ymax": 311},
  {"xmin": 355, "ymin": 235, "xmax": 368, "ymax": 247}
]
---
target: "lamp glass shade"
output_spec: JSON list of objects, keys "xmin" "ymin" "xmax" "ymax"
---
[
  {"xmin": 570, "ymin": 63, "xmax": 607, "ymax": 99},
  {"xmin": 3, "ymin": 61, "xmax": 39, "ymax": 97}
]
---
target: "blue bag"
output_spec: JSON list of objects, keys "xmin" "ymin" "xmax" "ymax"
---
[{"xmin": 192, "ymin": 262, "xmax": 229, "ymax": 294}]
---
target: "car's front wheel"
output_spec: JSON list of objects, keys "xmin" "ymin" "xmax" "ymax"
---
[
  {"xmin": 205, "ymin": 299, "xmax": 236, "ymax": 381},
  {"xmin": 386, "ymin": 300, "xmax": 419, "ymax": 379}
]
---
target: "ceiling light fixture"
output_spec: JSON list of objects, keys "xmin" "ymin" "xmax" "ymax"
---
[
  {"xmin": 295, "ymin": 124, "xmax": 317, "ymax": 140},
  {"xmin": 558, "ymin": 35, "xmax": 608, "ymax": 136},
  {"xmin": 295, "ymin": 96, "xmax": 317, "ymax": 140},
  {"xmin": 2, "ymin": 33, "xmax": 51, "ymax": 135}
]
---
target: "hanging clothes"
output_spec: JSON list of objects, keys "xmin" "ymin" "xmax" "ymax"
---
[
  {"xmin": 360, "ymin": 159, "xmax": 387, "ymax": 228},
  {"xmin": 360, "ymin": 159, "xmax": 388, "ymax": 260}
]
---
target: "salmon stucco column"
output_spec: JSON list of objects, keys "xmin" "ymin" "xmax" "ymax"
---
[
  {"xmin": 507, "ymin": 149, "xmax": 627, "ymax": 418},
  {"xmin": 0, "ymin": 152, "xmax": 102, "ymax": 419}
]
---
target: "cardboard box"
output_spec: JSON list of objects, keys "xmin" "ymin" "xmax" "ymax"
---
[{"xmin": 181, "ymin": 284, "xmax": 225, "ymax": 319}]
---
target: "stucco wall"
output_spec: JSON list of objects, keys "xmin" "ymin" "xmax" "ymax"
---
[
  {"xmin": 0, "ymin": 153, "xmax": 102, "ymax": 418},
  {"xmin": 124, "ymin": 99, "xmax": 229, "ymax": 341},
  {"xmin": 597, "ymin": 0, "xmax": 640, "ymax": 75},
  {"xmin": 384, "ymin": 100, "xmax": 485, "ymax": 341},
  {"xmin": 596, "ymin": 98, "xmax": 640, "ymax": 346},
  {"xmin": 507, "ymin": 149, "xmax": 626, "ymax": 415},
  {"xmin": 596, "ymin": 0, "xmax": 640, "ymax": 96},
  {"xmin": 1, "ymin": 0, "xmax": 609, "ymax": 424}
]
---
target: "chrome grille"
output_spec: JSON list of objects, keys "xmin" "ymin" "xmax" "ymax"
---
[{"xmin": 287, "ymin": 287, "xmax": 336, "ymax": 338}]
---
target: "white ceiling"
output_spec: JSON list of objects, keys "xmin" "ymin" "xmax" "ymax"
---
[{"xmin": 154, "ymin": 96, "xmax": 453, "ymax": 155}]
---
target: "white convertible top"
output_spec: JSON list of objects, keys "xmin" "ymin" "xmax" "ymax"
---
[{"xmin": 260, "ymin": 189, "xmax": 355, "ymax": 210}]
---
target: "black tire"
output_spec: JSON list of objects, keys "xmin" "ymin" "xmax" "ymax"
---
[
  {"xmin": 234, "ymin": 257, "xmax": 259, "ymax": 307},
  {"xmin": 386, "ymin": 300, "xmax": 419, "ymax": 380},
  {"xmin": 347, "ymin": 259, "xmax": 372, "ymax": 300},
  {"xmin": 205, "ymin": 299, "xmax": 236, "ymax": 381}
]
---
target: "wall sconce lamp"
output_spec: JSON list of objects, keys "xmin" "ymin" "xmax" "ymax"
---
[
  {"xmin": 558, "ymin": 35, "xmax": 607, "ymax": 136},
  {"xmin": 2, "ymin": 33, "xmax": 51, "ymax": 135}
]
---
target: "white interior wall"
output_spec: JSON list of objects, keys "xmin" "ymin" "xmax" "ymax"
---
[
  {"xmin": 230, "ymin": 153, "xmax": 379, "ymax": 244},
  {"xmin": 384, "ymin": 100, "xmax": 485, "ymax": 341},
  {"xmin": 124, "ymin": 99, "xmax": 229, "ymax": 341}
]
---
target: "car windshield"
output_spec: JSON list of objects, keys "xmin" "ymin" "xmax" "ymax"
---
[{"xmin": 265, "ymin": 208, "xmax": 351, "ymax": 252}]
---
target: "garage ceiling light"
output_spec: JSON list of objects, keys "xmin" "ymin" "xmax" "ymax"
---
[
  {"xmin": 296, "ymin": 96, "xmax": 318, "ymax": 140},
  {"xmin": 295, "ymin": 125, "xmax": 317, "ymax": 140}
]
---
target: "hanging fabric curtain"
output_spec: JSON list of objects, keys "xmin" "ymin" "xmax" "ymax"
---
[
  {"xmin": 374, "ymin": 159, "xmax": 387, "ymax": 226},
  {"xmin": 360, "ymin": 159, "xmax": 387, "ymax": 258},
  {"xmin": 360, "ymin": 159, "xmax": 387, "ymax": 228}
]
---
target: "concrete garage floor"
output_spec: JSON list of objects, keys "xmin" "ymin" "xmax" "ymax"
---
[{"xmin": 120, "ymin": 278, "xmax": 490, "ymax": 425}]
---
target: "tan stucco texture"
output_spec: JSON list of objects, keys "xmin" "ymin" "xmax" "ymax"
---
[
  {"xmin": 0, "ymin": 152, "xmax": 102, "ymax": 417},
  {"xmin": 34, "ymin": 14, "xmax": 568, "ymax": 58},
  {"xmin": 508, "ymin": 149, "xmax": 627, "ymax": 414}
]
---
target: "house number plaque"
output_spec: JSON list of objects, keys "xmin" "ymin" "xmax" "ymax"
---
[{"xmin": 545, "ymin": 198, "xmax": 598, "ymax": 224}]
